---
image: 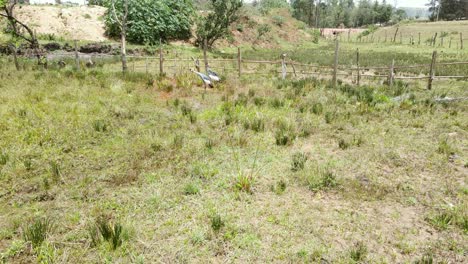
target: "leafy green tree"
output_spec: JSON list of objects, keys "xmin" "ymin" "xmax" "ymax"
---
[
  {"xmin": 259, "ymin": 0, "xmax": 290, "ymax": 14},
  {"xmin": 104, "ymin": 0, "xmax": 194, "ymax": 45},
  {"xmin": 196, "ymin": 0, "xmax": 243, "ymax": 48}
]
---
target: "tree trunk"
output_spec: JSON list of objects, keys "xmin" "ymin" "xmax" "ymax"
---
[{"xmin": 121, "ymin": 32, "xmax": 127, "ymax": 73}]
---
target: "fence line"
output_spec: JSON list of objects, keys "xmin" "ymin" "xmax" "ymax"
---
[{"xmin": 4, "ymin": 41, "xmax": 468, "ymax": 90}]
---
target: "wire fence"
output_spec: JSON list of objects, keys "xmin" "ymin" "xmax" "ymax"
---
[{"xmin": 3, "ymin": 40, "xmax": 468, "ymax": 90}]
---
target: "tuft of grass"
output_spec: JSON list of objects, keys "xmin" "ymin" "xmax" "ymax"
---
[
  {"xmin": 23, "ymin": 217, "xmax": 53, "ymax": 249},
  {"xmin": 349, "ymin": 242, "xmax": 367, "ymax": 262},
  {"xmin": 271, "ymin": 180, "xmax": 287, "ymax": 195},
  {"xmin": 338, "ymin": 138, "xmax": 350, "ymax": 150},
  {"xmin": 324, "ymin": 112, "xmax": 336, "ymax": 124},
  {"xmin": 311, "ymin": 102, "xmax": 324, "ymax": 115},
  {"xmin": 92, "ymin": 119, "xmax": 108, "ymax": 132},
  {"xmin": 414, "ymin": 253, "xmax": 434, "ymax": 264},
  {"xmin": 274, "ymin": 119, "xmax": 296, "ymax": 146},
  {"xmin": 49, "ymin": 161, "xmax": 62, "ymax": 183},
  {"xmin": 92, "ymin": 217, "xmax": 125, "ymax": 250},
  {"xmin": 244, "ymin": 116, "xmax": 265, "ymax": 132},
  {"xmin": 437, "ymin": 138, "xmax": 455, "ymax": 157},
  {"xmin": 234, "ymin": 174, "xmax": 254, "ymax": 194},
  {"xmin": 304, "ymin": 165, "xmax": 338, "ymax": 192},
  {"xmin": 183, "ymin": 182, "xmax": 200, "ymax": 195},
  {"xmin": 0, "ymin": 151, "xmax": 8, "ymax": 166},
  {"xmin": 291, "ymin": 152, "xmax": 308, "ymax": 172},
  {"xmin": 210, "ymin": 214, "xmax": 225, "ymax": 233}
]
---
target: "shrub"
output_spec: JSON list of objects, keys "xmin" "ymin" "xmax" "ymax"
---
[
  {"xmin": 291, "ymin": 152, "xmax": 307, "ymax": 172},
  {"xmin": 257, "ymin": 24, "xmax": 271, "ymax": 38},
  {"xmin": 311, "ymin": 102, "xmax": 323, "ymax": 115},
  {"xmin": 23, "ymin": 217, "xmax": 53, "ymax": 249},
  {"xmin": 104, "ymin": 0, "xmax": 193, "ymax": 44},
  {"xmin": 272, "ymin": 15, "xmax": 285, "ymax": 27}
]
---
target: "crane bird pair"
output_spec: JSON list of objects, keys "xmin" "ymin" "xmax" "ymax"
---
[{"xmin": 191, "ymin": 68, "xmax": 221, "ymax": 89}]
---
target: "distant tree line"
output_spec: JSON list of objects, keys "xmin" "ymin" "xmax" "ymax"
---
[
  {"xmin": 290, "ymin": 0, "xmax": 405, "ymax": 28},
  {"xmin": 427, "ymin": 0, "xmax": 468, "ymax": 21}
]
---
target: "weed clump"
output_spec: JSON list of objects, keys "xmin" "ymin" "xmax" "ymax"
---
[
  {"xmin": 302, "ymin": 165, "xmax": 338, "ymax": 192},
  {"xmin": 92, "ymin": 119, "xmax": 108, "ymax": 132},
  {"xmin": 274, "ymin": 119, "xmax": 296, "ymax": 146},
  {"xmin": 243, "ymin": 116, "xmax": 265, "ymax": 132},
  {"xmin": 271, "ymin": 180, "xmax": 287, "ymax": 195},
  {"xmin": 49, "ymin": 161, "xmax": 62, "ymax": 183},
  {"xmin": 183, "ymin": 182, "xmax": 200, "ymax": 195},
  {"xmin": 291, "ymin": 152, "xmax": 308, "ymax": 172},
  {"xmin": 89, "ymin": 217, "xmax": 126, "ymax": 250},
  {"xmin": 23, "ymin": 217, "xmax": 53, "ymax": 249},
  {"xmin": 234, "ymin": 174, "xmax": 254, "ymax": 194},
  {"xmin": 0, "ymin": 151, "xmax": 8, "ymax": 166},
  {"xmin": 210, "ymin": 214, "xmax": 225, "ymax": 233},
  {"xmin": 349, "ymin": 242, "xmax": 367, "ymax": 262}
]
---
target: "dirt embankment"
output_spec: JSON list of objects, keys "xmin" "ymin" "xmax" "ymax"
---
[{"xmin": 16, "ymin": 5, "xmax": 107, "ymax": 42}]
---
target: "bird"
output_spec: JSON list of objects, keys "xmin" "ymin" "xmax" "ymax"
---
[
  {"xmin": 191, "ymin": 69, "xmax": 213, "ymax": 88},
  {"xmin": 207, "ymin": 68, "xmax": 221, "ymax": 82}
]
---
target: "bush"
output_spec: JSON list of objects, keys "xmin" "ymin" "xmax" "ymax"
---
[
  {"xmin": 105, "ymin": 0, "xmax": 193, "ymax": 44},
  {"xmin": 272, "ymin": 15, "xmax": 285, "ymax": 27}
]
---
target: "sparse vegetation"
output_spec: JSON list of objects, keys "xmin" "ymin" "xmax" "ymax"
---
[{"xmin": 0, "ymin": 5, "xmax": 467, "ymax": 262}]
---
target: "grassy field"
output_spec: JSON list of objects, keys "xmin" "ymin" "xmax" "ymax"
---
[
  {"xmin": 0, "ymin": 51, "xmax": 467, "ymax": 263},
  {"xmin": 372, "ymin": 20, "xmax": 468, "ymax": 45}
]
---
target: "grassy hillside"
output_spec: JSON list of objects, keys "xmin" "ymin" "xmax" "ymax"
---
[{"xmin": 0, "ymin": 60, "xmax": 466, "ymax": 262}]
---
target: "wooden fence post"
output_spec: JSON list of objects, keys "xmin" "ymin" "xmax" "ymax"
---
[
  {"xmin": 356, "ymin": 49, "xmax": 360, "ymax": 86},
  {"xmin": 400, "ymin": 32, "xmax": 402, "ymax": 44},
  {"xmin": 418, "ymin": 32, "xmax": 421, "ymax": 45},
  {"xmin": 9, "ymin": 44, "xmax": 20, "ymax": 71},
  {"xmin": 195, "ymin": 58, "xmax": 200, "ymax": 72},
  {"xmin": 427, "ymin": 51, "xmax": 437, "ymax": 90},
  {"xmin": 432, "ymin": 33, "xmax": 438, "ymax": 47},
  {"xmin": 333, "ymin": 39, "xmax": 339, "ymax": 88},
  {"xmin": 441, "ymin": 37, "xmax": 444, "ymax": 47},
  {"xmin": 389, "ymin": 59, "xmax": 395, "ymax": 87},
  {"xmin": 449, "ymin": 37, "xmax": 452, "ymax": 49},
  {"xmin": 74, "ymin": 40, "xmax": 80, "ymax": 71},
  {"xmin": 461, "ymin": 33, "xmax": 464, "ymax": 50},
  {"xmin": 237, "ymin": 47, "xmax": 242, "ymax": 78},
  {"xmin": 281, "ymin": 53, "xmax": 287, "ymax": 80},
  {"xmin": 159, "ymin": 39, "xmax": 164, "ymax": 76},
  {"xmin": 385, "ymin": 30, "xmax": 387, "ymax": 42},
  {"xmin": 393, "ymin": 27, "xmax": 399, "ymax": 43},
  {"xmin": 145, "ymin": 57, "xmax": 148, "ymax": 74},
  {"xmin": 203, "ymin": 38, "xmax": 208, "ymax": 73}
]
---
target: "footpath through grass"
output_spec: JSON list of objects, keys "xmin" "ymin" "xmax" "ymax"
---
[{"xmin": 0, "ymin": 65, "xmax": 466, "ymax": 263}]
